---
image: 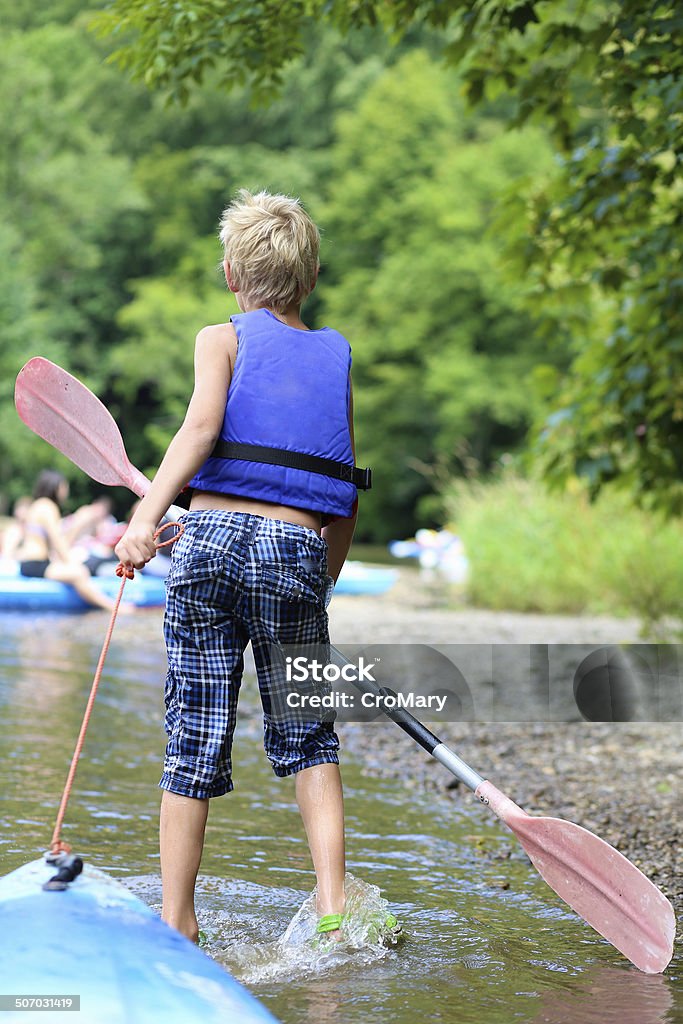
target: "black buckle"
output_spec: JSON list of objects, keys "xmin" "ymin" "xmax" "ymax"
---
[{"xmin": 355, "ymin": 468, "xmax": 372, "ymax": 490}]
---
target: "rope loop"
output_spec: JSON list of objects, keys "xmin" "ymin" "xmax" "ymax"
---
[
  {"xmin": 154, "ymin": 520, "xmax": 184, "ymax": 551},
  {"xmin": 115, "ymin": 521, "xmax": 184, "ymax": 579},
  {"xmin": 50, "ymin": 839, "xmax": 72, "ymax": 857}
]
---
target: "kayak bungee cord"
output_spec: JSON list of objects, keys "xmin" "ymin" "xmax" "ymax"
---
[{"xmin": 45, "ymin": 524, "xmax": 183, "ymax": 882}]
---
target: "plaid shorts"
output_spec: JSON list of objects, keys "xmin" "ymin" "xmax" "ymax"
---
[{"xmin": 160, "ymin": 510, "xmax": 338, "ymax": 799}]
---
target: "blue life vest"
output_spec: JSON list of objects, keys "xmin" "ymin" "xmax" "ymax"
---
[{"xmin": 189, "ymin": 309, "xmax": 366, "ymax": 517}]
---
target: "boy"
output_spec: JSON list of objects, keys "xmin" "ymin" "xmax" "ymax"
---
[{"xmin": 115, "ymin": 189, "xmax": 370, "ymax": 943}]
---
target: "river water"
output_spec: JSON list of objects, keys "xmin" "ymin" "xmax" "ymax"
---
[{"xmin": 0, "ymin": 609, "xmax": 679, "ymax": 1024}]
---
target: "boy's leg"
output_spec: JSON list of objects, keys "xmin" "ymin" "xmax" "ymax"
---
[
  {"xmin": 246, "ymin": 519, "xmax": 344, "ymax": 928},
  {"xmin": 160, "ymin": 791, "xmax": 209, "ymax": 942},
  {"xmin": 295, "ymin": 762, "xmax": 346, "ymax": 917},
  {"xmin": 160, "ymin": 513, "xmax": 250, "ymax": 943}
]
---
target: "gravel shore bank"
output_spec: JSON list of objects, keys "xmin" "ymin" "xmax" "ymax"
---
[{"xmin": 329, "ymin": 569, "xmax": 682, "ymax": 936}]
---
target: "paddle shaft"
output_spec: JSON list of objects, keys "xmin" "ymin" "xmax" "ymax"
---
[
  {"xmin": 126, "ymin": 464, "xmax": 187, "ymax": 523},
  {"xmin": 329, "ymin": 645, "xmax": 484, "ymax": 791}
]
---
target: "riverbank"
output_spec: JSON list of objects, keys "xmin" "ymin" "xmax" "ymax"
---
[{"xmin": 329, "ymin": 570, "xmax": 683, "ymax": 936}]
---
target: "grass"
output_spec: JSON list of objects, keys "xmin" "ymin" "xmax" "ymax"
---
[{"xmin": 443, "ymin": 472, "xmax": 683, "ymax": 635}]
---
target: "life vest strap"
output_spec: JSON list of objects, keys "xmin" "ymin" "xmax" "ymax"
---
[{"xmin": 211, "ymin": 440, "xmax": 372, "ymax": 490}]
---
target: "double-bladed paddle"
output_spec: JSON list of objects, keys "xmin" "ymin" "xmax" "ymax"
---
[{"xmin": 14, "ymin": 356, "xmax": 677, "ymax": 973}]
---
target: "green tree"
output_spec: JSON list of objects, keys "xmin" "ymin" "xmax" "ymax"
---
[
  {"xmin": 0, "ymin": 0, "xmax": 105, "ymax": 30},
  {"xmin": 0, "ymin": 25, "xmax": 145, "ymax": 506},
  {"xmin": 1, "ymin": 13, "xmax": 394, "ymax": 508},
  {"xmin": 319, "ymin": 52, "xmax": 559, "ymax": 540},
  {"xmin": 0, "ymin": 224, "xmax": 55, "ymax": 511},
  {"xmin": 95, "ymin": 0, "xmax": 683, "ymax": 514},
  {"xmin": 0, "ymin": 27, "xmax": 145, "ymax": 369}
]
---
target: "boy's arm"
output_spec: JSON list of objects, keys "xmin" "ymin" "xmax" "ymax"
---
[
  {"xmin": 322, "ymin": 375, "xmax": 358, "ymax": 582},
  {"xmin": 115, "ymin": 324, "xmax": 235, "ymax": 569}
]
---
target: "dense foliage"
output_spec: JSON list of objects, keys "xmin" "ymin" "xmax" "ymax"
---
[
  {"xmin": 318, "ymin": 52, "xmax": 559, "ymax": 537},
  {"xmin": 93, "ymin": 0, "xmax": 683, "ymax": 516},
  {"xmin": 1, "ymin": 8, "xmax": 566, "ymax": 539},
  {"xmin": 2, "ymin": 1, "xmax": 680, "ymax": 542}
]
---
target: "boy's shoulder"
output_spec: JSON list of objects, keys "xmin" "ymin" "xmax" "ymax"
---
[
  {"xmin": 194, "ymin": 322, "xmax": 239, "ymax": 376},
  {"xmin": 196, "ymin": 321, "xmax": 238, "ymax": 354},
  {"xmin": 196, "ymin": 321, "xmax": 237, "ymax": 344}
]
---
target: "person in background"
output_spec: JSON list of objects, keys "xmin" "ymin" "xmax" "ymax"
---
[
  {"xmin": 0, "ymin": 496, "xmax": 32, "ymax": 559},
  {"xmin": 69, "ymin": 496, "xmax": 126, "ymax": 576},
  {"xmin": 14, "ymin": 470, "xmax": 133, "ymax": 613},
  {"xmin": 79, "ymin": 518, "xmax": 128, "ymax": 577}
]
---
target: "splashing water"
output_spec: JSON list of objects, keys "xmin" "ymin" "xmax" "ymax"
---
[{"xmin": 209, "ymin": 874, "xmax": 404, "ymax": 984}]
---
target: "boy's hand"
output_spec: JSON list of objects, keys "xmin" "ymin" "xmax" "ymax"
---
[{"xmin": 115, "ymin": 521, "xmax": 158, "ymax": 570}]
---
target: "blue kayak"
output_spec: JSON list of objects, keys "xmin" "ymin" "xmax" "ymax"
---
[
  {"xmin": 335, "ymin": 562, "xmax": 398, "ymax": 596},
  {"xmin": 0, "ymin": 561, "xmax": 166, "ymax": 612},
  {"xmin": 0, "ymin": 858, "xmax": 280, "ymax": 1024},
  {"xmin": 0, "ymin": 560, "xmax": 397, "ymax": 612}
]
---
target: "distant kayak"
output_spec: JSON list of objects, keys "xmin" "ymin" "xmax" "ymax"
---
[
  {"xmin": 335, "ymin": 562, "xmax": 398, "ymax": 596},
  {"xmin": 0, "ymin": 560, "xmax": 166, "ymax": 612},
  {"xmin": 0, "ymin": 559, "xmax": 397, "ymax": 612},
  {"xmin": 0, "ymin": 858, "xmax": 280, "ymax": 1024}
]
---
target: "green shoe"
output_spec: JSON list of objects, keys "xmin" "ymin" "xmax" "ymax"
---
[
  {"xmin": 365, "ymin": 911, "xmax": 403, "ymax": 946},
  {"xmin": 309, "ymin": 912, "xmax": 344, "ymax": 949},
  {"xmin": 314, "ymin": 910, "xmax": 402, "ymax": 946},
  {"xmin": 316, "ymin": 913, "xmax": 344, "ymax": 935}
]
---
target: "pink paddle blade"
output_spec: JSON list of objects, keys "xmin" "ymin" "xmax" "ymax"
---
[
  {"xmin": 15, "ymin": 357, "xmax": 150, "ymax": 497},
  {"xmin": 476, "ymin": 781, "xmax": 676, "ymax": 974}
]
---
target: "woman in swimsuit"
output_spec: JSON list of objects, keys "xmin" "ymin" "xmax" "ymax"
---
[
  {"xmin": 1, "ymin": 495, "xmax": 31, "ymax": 559},
  {"xmin": 16, "ymin": 470, "xmax": 133, "ymax": 613}
]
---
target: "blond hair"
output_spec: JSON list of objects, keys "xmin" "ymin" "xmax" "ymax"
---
[{"xmin": 219, "ymin": 189, "xmax": 320, "ymax": 313}]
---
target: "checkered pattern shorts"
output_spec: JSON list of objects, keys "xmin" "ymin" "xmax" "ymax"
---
[{"xmin": 160, "ymin": 510, "xmax": 338, "ymax": 798}]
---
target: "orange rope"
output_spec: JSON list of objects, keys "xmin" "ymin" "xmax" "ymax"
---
[{"xmin": 49, "ymin": 522, "xmax": 184, "ymax": 857}]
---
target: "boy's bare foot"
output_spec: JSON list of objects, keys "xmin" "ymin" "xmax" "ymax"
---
[{"xmin": 163, "ymin": 912, "xmax": 199, "ymax": 944}]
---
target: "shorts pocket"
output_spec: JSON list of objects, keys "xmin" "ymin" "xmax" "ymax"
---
[
  {"xmin": 166, "ymin": 554, "xmax": 225, "ymax": 588},
  {"xmin": 257, "ymin": 564, "xmax": 322, "ymax": 605},
  {"xmin": 165, "ymin": 554, "xmax": 229, "ymax": 612}
]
